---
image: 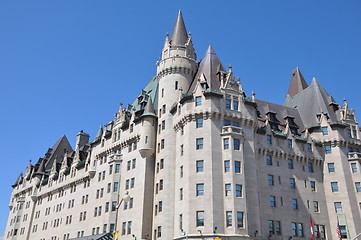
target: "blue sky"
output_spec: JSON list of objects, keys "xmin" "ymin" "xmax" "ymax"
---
[{"xmin": 1, "ymin": 0, "xmax": 361, "ymax": 236}]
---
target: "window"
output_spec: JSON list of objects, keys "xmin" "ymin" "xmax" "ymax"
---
[
  {"xmin": 270, "ymin": 196, "xmax": 276, "ymax": 207},
  {"xmin": 224, "ymin": 160, "xmax": 230, "ymax": 172},
  {"xmin": 291, "ymin": 223, "xmax": 297, "ymax": 237},
  {"xmin": 328, "ymin": 163, "xmax": 335, "ymax": 173},
  {"xmin": 351, "ymin": 163, "xmax": 358, "ymax": 173},
  {"xmin": 157, "ymin": 226, "xmax": 162, "ymax": 238},
  {"xmin": 226, "ymin": 211, "xmax": 232, "ymax": 227},
  {"xmin": 288, "ymin": 139, "xmax": 292, "ymax": 149},
  {"xmin": 322, "ymin": 126, "xmax": 328, "ymax": 135},
  {"xmin": 355, "ymin": 182, "xmax": 361, "ymax": 192},
  {"xmin": 180, "ymin": 188, "xmax": 183, "ymax": 200},
  {"xmin": 179, "ymin": 214, "xmax": 183, "ymax": 230},
  {"xmin": 159, "ymin": 179, "xmax": 163, "ymax": 191},
  {"xmin": 122, "ymin": 222, "xmax": 126, "ymax": 235},
  {"xmin": 308, "ymin": 163, "xmax": 314, "ymax": 172},
  {"xmin": 180, "ymin": 166, "xmax": 183, "ymax": 178},
  {"xmin": 267, "ymin": 135, "xmax": 272, "ymax": 144},
  {"xmin": 158, "ymin": 201, "xmax": 163, "ymax": 212},
  {"xmin": 234, "ymin": 139, "xmax": 240, "ymax": 150},
  {"xmin": 314, "ymin": 201, "xmax": 319, "ymax": 212},
  {"xmin": 125, "ymin": 179, "xmax": 130, "ymax": 190},
  {"xmin": 226, "ymin": 99, "xmax": 231, "ymax": 109},
  {"xmin": 196, "ymin": 160, "xmax": 204, "ymax": 172},
  {"xmin": 161, "ymin": 139, "xmax": 165, "ymax": 149},
  {"xmin": 162, "ymin": 104, "xmax": 166, "ymax": 114},
  {"xmin": 297, "ymin": 223, "xmax": 304, "ymax": 237},
  {"xmin": 196, "ymin": 138, "xmax": 203, "ymax": 150},
  {"xmin": 268, "ymin": 175, "xmax": 274, "ymax": 186},
  {"xmin": 196, "ymin": 118, "xmax": 203, "ymax": 128},
  {"xmin": 234, "ymin": 161, "xmax": 241, "ymax": 173},
  {"xmin": 196, "ymin": 184, "xmax": 204, "ymax": 196},
  {"xmin": 307, "ymin": 143, "xmax": 312, "ymax": 152},
  {"xmin": 127, "ymin": 161, "xmax": 131, "ymax": 170},
  {"xmin": 334, "ymin": 202, "xmax": 342, "ymax": 213},
  {"xmin": 331, "ymin": 182, "xmax": 339, "ymax": 192},
  {"xmin": 132, "ymin": 159, "xmax": 136, "ymax": 169},
  {"xmin": 113, "ymin": 182, "xmax": 119, "ymax": 193},
  {"xmin": 180, "ymin": 145, "xmax": 184, "ymax": 156},
  {"xmin": 224, "ymin": 119, "xmax": 231, "ymax": 126},
  {"xmin": 237, "ymin": 212, "xmax": 244, "ymax": 228},
  {"xmin": 115, "ymin": 164, "xmax": 120, "ymax": 173},
  {"xmin": 175, "ymin": 81, "xmax": 178, "ymax": 90},
  {"xmin": 236, "ymin": 184, "xmax": 242, "ymax": 197},
  {"xmin": 162, "ymin": 120, "xmax": 165, "ymax": 130},
  {"xmin": 195, "ymin": 96, "xmax": 202, "ymax": 106},
  {"xmin": 269, "ymin": 220, "xmax": 281, "ymax": 235},
  {"xmin": 131, "ymin": 178, "xmax": 135, "ymax": 188},
  {"xmin": 310, "ymin": 181, "xmax": 316, "ymax": 191},
  {"xmin": 325, "ymin": 145, "xmax": 331, "ymax": 154},
  {"xmin": 266, "ymin": 155, "xmax": 272, "ymax": 166},
  {"xmin": 160, "ymin": 159, "xmax": 164, "ymax": 169},
  {"xmin": 288, "ymin": 159, "xmax": 294, "ymax": 169},
  {"xmin": 292, "ymin": 199, "xmax": 298, "ymax": 209},
  {"xmin": 340, "ymin": 226, "xmax": 347, "ymax": 239},
  {"xmin": 233, "ymin": 100, "xmax": 239, "ymax": 111},
  {"xmin": 223, "ymin": 138, "xmax": 229, "ymax": 150},
  {"xmin": 225, "ymin": 184, "xmax": 231, "ymax": 196},
  {"xmin": 109, "ymin": 165, "xmax": 113, "ymax": 175},
  {"xmin": 196, "ymin": 211, "xmax": 204, "ymax": 227},
  {"xmin": 290, "ymin": 178, "xmax": 296, "ymax": 189}
]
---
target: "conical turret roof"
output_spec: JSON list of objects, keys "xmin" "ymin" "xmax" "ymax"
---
[
  {"xmin": 287, "ymin": 67, "xmax": 308, "ymax": 97},
  {"xmin": 93, "ymin": 125, "xmax": 103, "ymax": 143},
  {"xmin": 170, "ymin": 11, "xmax": 188, "ymax": 46},
  {"xmin": 188, "ymin": 45, "xmax": 225, "ymax": 93},
  {"xmin": 142, "ymin": 97, "xmax": 156, "ymax": 117}
]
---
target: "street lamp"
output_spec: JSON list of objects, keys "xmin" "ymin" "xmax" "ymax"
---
[{"xmin": 114, "ymin": 191, "xmax": 131, "ymax": 237}]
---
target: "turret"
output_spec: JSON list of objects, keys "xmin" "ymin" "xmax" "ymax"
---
[{"xmin": 139, "ymin": 98, "xmax": 157, "ymax": 158}]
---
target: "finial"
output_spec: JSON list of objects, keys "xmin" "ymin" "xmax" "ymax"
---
[
  {"xmin": 228, "ymin": 65, "xmax": 232, "ymax": 70},
  {"xmin": 188, "ymin": 32, "xmax": 191, "ymax": 36},
  {"xmin": 166, "ymin": 32, "xmax": 169, "ymax": 37},
  {"xmin": 237, "ymin": 77, "xmax": 241, "ymax": 84},
  {"xmin": 120, "ymin": 101, "xmax": 123, "ymax": 107}
]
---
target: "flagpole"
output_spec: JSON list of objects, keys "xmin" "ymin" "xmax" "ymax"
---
[{"xmin": 344, "ymin": 213, "xmax": 351, "ymax": 240}]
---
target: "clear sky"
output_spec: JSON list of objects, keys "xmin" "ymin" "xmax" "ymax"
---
[{"xmin": 1, "ymin": 0, "xmax": 361, "ymax": 236}]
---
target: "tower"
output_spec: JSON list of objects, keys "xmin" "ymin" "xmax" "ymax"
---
[{"xmin": 153, "ymin": 11, "xmax": 198, "ymax": 240}]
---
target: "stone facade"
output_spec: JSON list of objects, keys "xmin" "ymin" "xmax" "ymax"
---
[{"xmin": 5, "ymin": 12, "xmax": 361, "ymax": 240}]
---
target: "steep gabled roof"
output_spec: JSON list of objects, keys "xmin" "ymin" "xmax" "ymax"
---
[
  {"xmin": 170, "ymin": 11, "xmax": 188, "ymax": 46},
  {"xmin": 285, "ymin": 77, "xmax": 340, "ymax": 128},
  {"xmin": 188, "ymin": 46, "xmax": 225, "ymax": 93},
  {"xmin": 287, "ymin": 67, "xmax": 308, "ymax": 97}
]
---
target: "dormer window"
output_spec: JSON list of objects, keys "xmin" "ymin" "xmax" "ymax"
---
[
  {"xmin": 321, "ymin": 127, "xmax": 328, "ymax": 136},
  {"xmin": 290, "ymin": 128, "xmax": 298, "ymax": 135}
]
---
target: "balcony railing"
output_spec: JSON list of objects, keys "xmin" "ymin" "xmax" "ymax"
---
[
  {"xmin": 348, "ymin": 152, "xmax": 361, "ymax": 161},
  {"xmin": 222, "ymin": 126, "xmax": 242, "ymax": 135}
]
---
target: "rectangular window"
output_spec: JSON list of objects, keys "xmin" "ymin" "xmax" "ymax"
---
[
  {"xmin": 268, "ymin": 175, "xmax": 274, "ymax": 186},
  {"xmin": 195, "ymin": 96, "xmax": 202, "ymax": 106},
  {"xmin": 308, "ymin": 163, "xmax": 314, "ymax": 172},
  {"xmin": 331, "ymin": 182, "xmax": 339, "ymax": 192},
  {"xmin": 325, "ymin": 145, "xmax": 331, "ymax": 154},
  {"xmin": 196, "ymin": 211, "xmax": 204, "ymax": 227},
  {"xmin": 159, "ymin": 201, "xmax": 162, "ymax": 212},
  {"xmin": 288, "ymin": 159, "xmax": 294, "ymax": 169},
  {"xmin": 161, "ymin": 139, "xmax": 165, "ymax": 149},
  {"xmin": 196, "ymin": 184, "xmax": 204, "ymax": 196},
  {"xmin": 234, "ymin": 161, "xmax": 241, "ymax": 173},
  {"xmin": 196, "ymin": 118, "xmax": 203, "ymax": 128},
  {"xmin": 113, "ymin": 182, "xmax": 119, "ymax": 193},
  {"xmin": 196, "ymin": 138, "xmax": 203, "ymax": 150},
  {"xmin": 224, "ymin": 160, "xmax": 230, "ymax": 172},
  {"xmin": 122, "ymin": 222, "xmax": 126, "ymax": 235},
  {"xmin": 237, "ymin": 212, "xmax": 244, "ymax": 228},
  {"xmin": 310, "ymin": 181, "xmax": 316, "ymax": 191},
  {"xmin": 132, "ymin": 159, "xmax": 136, "ymax": 169},
  {"xmin": 297, "ymin": 223, "xmax": 304, "ymax": 237},
  {"xmin": 268, "ymin": 220, "xmax": 274, "ymax": 234},
  {"xmin": 161, "ymin": 120, "xmax": 165, "ymax": 130},
  {"xmin": 322, "ymin": 126, "xmax": 328, "ymax": 135},
  {"xmin": 267, "ymin": 135, "xmax": 272, "ymax": 144},
  {"xmin": 175, "ymin": 81, "xmax": 178, "ymax": 90},
  {"xmin": 125, "ymin": 179, "xmax": 130, "ymax": 190},
  {"xmin": 355, "ymin": 182, "xmax": 361, "ymax": 192},
  {"xmin": 288, "ymin": 139, "xmax": 293, "ymax": 149},
  {"xmin": 266, "ymin": 155, "xmax": 272, "ymax": 166},
  {"xmin": 275, "ymin": 221, "xmax": 281, "ymax": 235},
  {"xmin": 313, "ymin": 201, "xmax": 319, "ymax": 212},
  {"xmin": 236, "ymin": 184, "xmax": 242, "ymax": 197},
  {"xmin": 127, "ymin": 160, "xmax": 131, "ymax": 170},
  {"xmin": 351, "ymin": 163, "xmax": 358, "ymax": 173},
  {"xmin": 180, "ymin": 188, "xmax": 183, "ymax": 200},
  {"xmin": 334, "ymin": 202, "xmax": 342, "ymax": 213},
  {"xmin": 196, "ymin": 160, "xmax": 204, "ymax": 172},
  {"xmin": 223, "ymin": 138, "xmax": 229, "ymax": 150},
  {"xmin": 233, "ymin": 100, "xmax": 239, "ymax": 110},
  {"xmin": 226, "ymin": 211, "xmax": 232, "ymax": 227},
  {"xmin": 162, "ymin": 104, "xmax": 166, "ymax": 114},
  {"xmin": 180, "ymin": 145, "xmax": 183, "ymax": 156},
  {"xmin": 226, "ymin": 99, "xmax": 231, "ymax": 109},
  {"xmin": 224, "ymin": 119, "xmax": 231, "ymax": 126},
  {"xmin": 270, "ymin": 196, "xmax": 276, "ymax": 207},
  {"xmin": 160, "ymin": 159, "xmax": 164, "ymax": 169},
  {"xmin": 234, "ymin": 139, "xmax": 240, "ymax": 150},
  {"xmin": 340, "ymin": 226, "xmax": 347, "ymax": 238},
  {"xmin": 328, "ymin": 163, "xmax": 335, "ymax": 173},
  {"xmin": 225, "ymin": 184, "xmax": 231, "ymax": 196},
  {"xmin": 179, "ymin": 214, "xmax": 183, "ymax": 230},
  {"xmin": 292, "ymin": 199, "xmax": 298, "ymax": 209},
  {"xmin": 290, "ymin": 178, "xmax": 296, "ymax": 189},
  {"xmin": 131, "ymin": 178, "xmax": 135, "ymax": 188},
  {"xmin": 291, "ymin": 222, "xmax": 297, "ymax": 237},
  {"xmin": 307, "ymin": 143, "xmax": 312, "ymax": 152}
]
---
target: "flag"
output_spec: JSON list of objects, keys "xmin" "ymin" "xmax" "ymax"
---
[
  {"xmin": 310, "ymin": 216, "xmax": 315, "ymax": 240},
  {"xmin": 336, "ymin": 218, "xmax": 342, "ymax": 240}
]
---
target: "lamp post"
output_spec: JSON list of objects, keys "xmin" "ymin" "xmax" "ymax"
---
[{"xmin": 114, "ymin": 191, "xmax": 131, "ymax": 238}]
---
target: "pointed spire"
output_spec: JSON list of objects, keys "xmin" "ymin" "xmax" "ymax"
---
[
  {"xmin": 12, "ymin": 173, "xmax": 23, "ymax": 187},
  {"xmin": 287, "ymin": 67, "xmax": 308, "ymax": 97},
  {"xmin": 93, "ymin": 125, "xmax": 103, "ymax": 143},
  {"xmin": 143, "ymin": 98, "xmax": 156, "ymax": 117},
  {"xmin": 170, "ymin": 11, "xmax": 188, "ymax": 46}
]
